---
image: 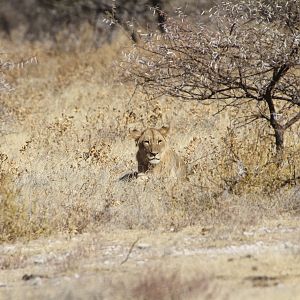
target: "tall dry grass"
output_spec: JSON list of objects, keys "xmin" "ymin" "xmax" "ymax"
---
[{"xmin": 0, "ymin": 27, "xmax": 299, "ymax": 243}]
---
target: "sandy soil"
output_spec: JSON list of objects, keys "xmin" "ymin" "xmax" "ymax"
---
[{"xmin": 1, "ymin": 218, "xmax": 299, "ymax": 300}]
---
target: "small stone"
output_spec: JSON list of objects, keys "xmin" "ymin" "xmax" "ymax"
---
[
  {"xmin": 137, "ymin": 243, "xmax": 151, "ymax": 249},
  {"xmin": 33, "ymin": 255, "xmax": 47, "ymax": 264},
  {"xmin": 32, "ymin": 277, "xmax": 42, "ymax": 286},
  {"xmin": 243, "ymin": 231, "xmax": 254, "ymax": 236}
]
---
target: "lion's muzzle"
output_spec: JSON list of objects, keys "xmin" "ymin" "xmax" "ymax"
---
[{"xmin": 148, "ymin": 152, "xmax": 161, "ymax": 164}]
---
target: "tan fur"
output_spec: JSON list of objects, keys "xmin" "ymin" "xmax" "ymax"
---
[{"xmin": 130, "ymin": 126, "xmax": 187, "ymax": 179}]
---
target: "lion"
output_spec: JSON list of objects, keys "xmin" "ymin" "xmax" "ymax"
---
[{"xmin": 130, "ymin": 126, "xmax": 187, "ymax": 179}]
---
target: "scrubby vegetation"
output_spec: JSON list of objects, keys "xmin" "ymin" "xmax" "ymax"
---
[
  {"xmin": 0, "ymin": 0, "xmax": 299, "ymax": 245},
  {"xmin": 123, "ymin": 0, "xmax": 300, "ymax": 154}
]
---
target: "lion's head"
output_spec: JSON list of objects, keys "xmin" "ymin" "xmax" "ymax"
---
[{"xmin": 131, "ymin": 126, "xmax": 170, "ymax": 166}]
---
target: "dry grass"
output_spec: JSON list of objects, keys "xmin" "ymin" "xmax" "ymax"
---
[
  {"xmin": 0, "ymin": 27, "xmax": 299, "ymax": 243},
  {"xmin": 131, "ymin": 268, "xmax": 216, "ymax": 300},
  {"xmin": 0, "ymin": 248, "xmax": 27, "ymax": 270}
]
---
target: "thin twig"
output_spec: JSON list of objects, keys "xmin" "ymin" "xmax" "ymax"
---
[
  {"xmin": 127, "ymin": 84, "xmax": 138, "ymax": 106},
  {"xmin": 120, "ymin": 237, "xmax": 140, "ymax": 265}
]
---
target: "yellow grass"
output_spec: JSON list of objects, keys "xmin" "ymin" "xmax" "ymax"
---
[{"xmin": 0, "ymin": 31, "xmax": 299, "ymax": 243}]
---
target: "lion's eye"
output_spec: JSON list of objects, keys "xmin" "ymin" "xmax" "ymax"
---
[
  {"xmin": 158, "ymin": 140, "xmax": 162, "ymax": 144},
  {"xmin": 144, "ymin": 141, "xmax": 150, "ymax": 145}
]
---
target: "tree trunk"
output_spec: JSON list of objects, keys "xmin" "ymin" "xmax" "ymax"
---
[
  {"xmin": 273, "ymin": 126, "xmax": 284, "ymax": 153},
  {"xmin": 151, "ymin": 0, "xmax": 166, "ymax": 33},
  {"xmin": 264, "ymin": 92, "xmax": 285, "ymax": 156},
  {"xmin": 271, "ymin": 125, "xmax": 285, "ymax": 164}
]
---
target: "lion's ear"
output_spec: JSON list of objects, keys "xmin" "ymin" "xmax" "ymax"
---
[
  {"xmin": 129, "ymin": 129, "xmax": 141, "ymax": 142},
  {"xmin": 159, "ymin": 126, "xmax": 170, "ymax": 137}
]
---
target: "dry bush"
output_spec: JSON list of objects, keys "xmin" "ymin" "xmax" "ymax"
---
[
  {"xmin": 0, "ymin": 46, "xmax": 40, "ymax": 243},
  {"xmin": 122, "ymin": 0, "xmax": 300, "ymax": 153},
  {"xmin": 209, "ymin": 123, "xmax": 300, "ymax": 195},
  {"xmin": 0, "ymin": 171, "xmax": 45, "ymax": 243}
]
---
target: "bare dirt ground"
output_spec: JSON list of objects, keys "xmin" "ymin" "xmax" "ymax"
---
[{"xmin": 1, "ymin": 217, "xmax": 300, "ymax": 300}]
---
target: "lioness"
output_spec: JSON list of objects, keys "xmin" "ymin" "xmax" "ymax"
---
[{"xmin": 130, "ymin": 126, "xmax": 186, "ymax": 179}]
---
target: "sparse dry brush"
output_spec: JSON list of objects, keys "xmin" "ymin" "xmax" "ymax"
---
[{"xmin": 0, "ymin": 52, "xmax": 41, "ymax": 242}]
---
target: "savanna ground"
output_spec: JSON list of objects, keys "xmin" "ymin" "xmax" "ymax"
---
[{"xmin": 0, "ymin": 26, "xmax": 300, "ymax": 299}]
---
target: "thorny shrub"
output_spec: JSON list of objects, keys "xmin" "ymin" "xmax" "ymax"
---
[
  {"xmin": 214, "ymin": 125, "xmax": 300, "ymax": 194},
  {"xmin": 122, "ymin": 0, "xmax": 300, "ymax": 153}
]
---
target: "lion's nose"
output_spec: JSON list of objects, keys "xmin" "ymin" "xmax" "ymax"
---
[{"xmin": 150, "ymin": 151, "xmax": 158, "ymax": 157}]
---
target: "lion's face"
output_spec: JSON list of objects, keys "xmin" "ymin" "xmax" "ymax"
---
[{"xmin": 131, "ymin": 127, "xmax": 170, "ymax": 165}]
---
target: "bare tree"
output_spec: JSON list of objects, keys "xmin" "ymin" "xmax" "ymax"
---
[{"xmin": 123, "ymin": 0, "xmax": 300, "ymax": 154}]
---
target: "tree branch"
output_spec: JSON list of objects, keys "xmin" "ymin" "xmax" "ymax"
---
[{"xmin": 283, "ymin": 111, "xmax": 300, "ymax": 130}]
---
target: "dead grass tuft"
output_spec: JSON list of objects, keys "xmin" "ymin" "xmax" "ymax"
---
[
  {"xmin": 131, "ymin": 268, "xmax": 216, "ymax": 300},
  {"xmin": 0, "ymin": 155, "xmax": 46, "ymax": 242},
  {"xmin": 0, "ymin": 249, "xmax": 27, "ymax": 270}
]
